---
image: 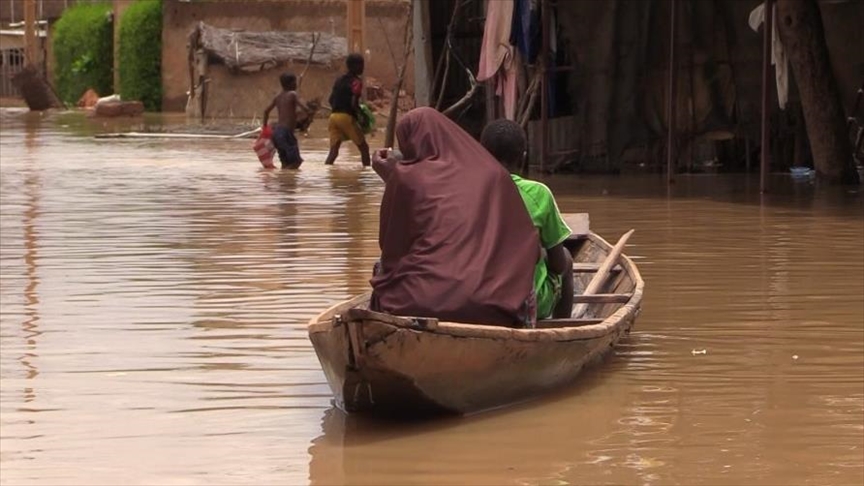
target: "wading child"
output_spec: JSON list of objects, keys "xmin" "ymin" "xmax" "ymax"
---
[
  {"xmin": 480, "ymin": 119, "xmax": 574, "ymax": 320},
  {"xmin": 263, "ymin": 72, "xmax": 310, "ymax": 169},
  {"xmin": 325, "ymin": 53, "xmax": 371, "ymax": 167}
]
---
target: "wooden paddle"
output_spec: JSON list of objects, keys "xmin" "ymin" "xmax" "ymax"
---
[{"xmin": 571, "ymin": 229, "xmax": 635, "ymax": 318}]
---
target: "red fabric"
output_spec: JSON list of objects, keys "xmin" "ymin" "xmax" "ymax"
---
[
  {"xmin": 253, "ymin": 128, "xmax": 276, "ymax": 169},
  {"xmin": 350, "ymin": 78, "xmax": 362, "ymax": 96},
  {"xmin": 370, "ymin": 107, "xmax": 540, "ymax": 326}
]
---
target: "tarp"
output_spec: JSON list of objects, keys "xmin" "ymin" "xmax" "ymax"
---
[{"xmin": 194, "ymin": 22, "xmax": 348, "ymax": 73}]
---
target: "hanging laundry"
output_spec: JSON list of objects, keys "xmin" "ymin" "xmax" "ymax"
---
[
  {"xmin": 749, "ymin": 2, "xmax": 788, "ymax": 109},
  {"xmin": 510, "ymin": 0, "xmax": 531, "ymax": 61},
  {"xmin": 478, "ymin": 0, "xmax": 518, "ymax": 119}
]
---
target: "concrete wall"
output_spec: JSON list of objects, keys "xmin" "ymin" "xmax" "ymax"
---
[{"xmin": 161, "ymin": 0, "xmax": 414, "ymax": 117}]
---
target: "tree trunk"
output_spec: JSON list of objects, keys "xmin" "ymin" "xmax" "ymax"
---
[{"xmin": 775, "ymin": 0, "xmax": 859, "ymax": 185}]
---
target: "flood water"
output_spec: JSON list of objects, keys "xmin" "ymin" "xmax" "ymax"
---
[{"xmin": 1, "ymin": 108, "xmax": 862, "ymax": 486}]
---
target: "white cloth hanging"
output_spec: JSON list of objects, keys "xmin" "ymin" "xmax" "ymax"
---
[{"xmin": 749, "ymin": 2, "xmax": 788, "ymax": 110}]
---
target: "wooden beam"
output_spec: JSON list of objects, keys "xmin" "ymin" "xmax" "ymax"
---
[
  {"xmin": 535, "ymin": 318, "xmax": 605, "ymax": 329},
  {"xmin": 346, "ymin": 0, "xmax": 366, "ymax": 55},
  {"xmin": 572, "ymin": 293, "xmax": 632, "ymax": 304},
  {"xmin": 572, "ymin": 263, "xmax": 622, "ymax": 273},
  {"xmin": 412, "ymin": 0, "xmax": 433, "ymax": 106}
]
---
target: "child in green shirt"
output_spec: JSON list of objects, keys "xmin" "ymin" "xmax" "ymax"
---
[{"xmin": 480, "ymin": 119, "xmax": 574, "ymax": 319}]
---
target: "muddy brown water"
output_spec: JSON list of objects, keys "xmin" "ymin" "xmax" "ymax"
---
[{"xmin": 1, "ymin": 109, "xmax": 862, "ymax": 486}]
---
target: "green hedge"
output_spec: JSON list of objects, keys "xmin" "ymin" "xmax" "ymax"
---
[
  {"xmin": 53, "ymin": 3, "xmax": 114, "ymax": 103},
  {"xmin": 119, "ymin": 0, "xmax": 163, "ymax": 111}
]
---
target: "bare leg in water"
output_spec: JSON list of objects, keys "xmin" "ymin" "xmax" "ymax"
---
[
  {"xmin": 359, "ymin": 141, "xmax": 371, "ymax": 166},
  {"xmin": 326, "ymin": 140, "xmax": 370, "ymax": 166},
  {"xmin": 325, "ymin": 141, "xmax": 341, "ymax": 165},
  {"xmin": 553, "ymin": 250, "xmax": 574, "ymax": 318}
]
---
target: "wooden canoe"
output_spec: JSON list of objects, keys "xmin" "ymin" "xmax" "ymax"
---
[{"xmin": 307, "ymin": 214, "xmax": 644, "ymax": 416}]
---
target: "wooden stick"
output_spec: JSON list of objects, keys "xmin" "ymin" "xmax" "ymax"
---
[
  {"xmin": 377, "ymin": 16, "xmax": 399, "ymax": 71},
  {"xmin": 232, "ymin": 127, "xmax": 262, "ymax": 138},
  {"xmin": 297, "ymin": 32, "xmax": 321, "ymax": 90},
  {"xmin": 518, "ymin": 78, "xmax": 540, "ymax": 129},
  {"xmin": 435, "ymin": 49, "xmax": 451, "ymax": 110},
  {"xmin": 442, "ymin": 66, "xmax": 479, "ymax": 117},
  {"xmin": 516, "ymin": 71, "xmax": 539, "ymax": 124},
  {"xmin": 572, "ymin": 229, "xmax": 635, "ymax": 318},
  {"xmin": 385, "ymin": 7, "xmax": 414, "ymax": 148},
  {"xmin": 95, "ymin": 132, "xmax": 253, "ymax": 140},
  {"xmin": 431, "ymin": 0, "xmax": 465, "ymax": 107}
]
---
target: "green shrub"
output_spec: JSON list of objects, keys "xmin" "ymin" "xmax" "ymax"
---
[
  {"xmin": 53, "ymin": 3, "xmax": 114, "ymax": 103},
  {"xmin": 119, "ymin": 0, "xmax": 162, "ymax": 111}
]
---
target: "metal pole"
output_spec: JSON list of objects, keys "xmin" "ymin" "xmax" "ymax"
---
[
  {"xmin": 760, "ymin": 0, "xmax": 773, "ymax": 193},
  {"xmin": 540, "ymin": 0, "xmax": 549, "ymax": 173},
  {"xmin": 666, "ymin": 0, "xmax": 677, "ymax": 184}
]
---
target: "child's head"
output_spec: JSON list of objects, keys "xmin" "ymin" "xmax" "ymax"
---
[
  {"xmin": 480, "ymin": 119, "xmax": 527, "ymax": 171},
  {"xmin": 280, "ymin": 72, "xmax": 297, "ymax": 91},
  {"xmin": 346, "ymin": 53, "xmax": 365, "ymax": 76}
]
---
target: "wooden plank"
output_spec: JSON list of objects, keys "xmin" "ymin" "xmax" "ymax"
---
[
  {"xmin": 572, "ymin": 263, "xmax": 623, "ymax": 273},
  {"xmin": 535, "ymin": 318, "xmax": 605, "ymax": 329},
  {"xmin": 345, "ymin": 308, "xmax": 439, "ymax": 330},
  {"xmin": 572, "ymin": 293, "xmax": 632, "ymax": 304},
  {"xmin": 561, "ymin": 213, "xmax": 590, "ymax": 236},
  {"xmin": 572, "ymin": 229, "xmax": 635, "ymax": 318}
]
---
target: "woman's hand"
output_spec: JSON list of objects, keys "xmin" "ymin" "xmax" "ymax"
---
[{"xmin": 372, "ymin": 148, "xmax": 401, "ymax": 180}]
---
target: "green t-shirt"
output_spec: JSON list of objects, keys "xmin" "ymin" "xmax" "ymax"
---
[{"xmin": 511, "ymin": 174, "xmax": 572, "ymax": 318}]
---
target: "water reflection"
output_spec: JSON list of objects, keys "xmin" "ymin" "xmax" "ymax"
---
[{"xmin": 307, "ymin": 362, "xmax": 629, "ymax": 486}]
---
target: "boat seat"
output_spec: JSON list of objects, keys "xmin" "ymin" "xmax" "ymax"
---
[
  {"xmin": 571, "ymin": 293, "xmax": 632, "ymax": 304},
  {"xmin": 572, "ymin": 263, "xmax": 623, "ymax": 273}
]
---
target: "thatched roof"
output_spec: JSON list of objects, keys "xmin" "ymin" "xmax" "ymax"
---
[{"xmin": 193, "ymin": 22, "xmax": 347, "ymax": 73}]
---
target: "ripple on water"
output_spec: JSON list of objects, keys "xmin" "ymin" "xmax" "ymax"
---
[{"xmin": 1, "ymin": 110, "xmax": 862, "ymax": 485}]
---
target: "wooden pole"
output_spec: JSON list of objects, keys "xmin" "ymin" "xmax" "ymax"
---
[
  {"xmin": 760, "ymin": 0, "xmax": 773, "ymax": 193},
  {"xmin": 539, "ymin": 0, "xmax": 549, "ymax": 173},
  {"xmin": 346, "ymin": 0, "xmax": 366, "ymax": 55},
  {"xmin": 666, "ymin": 0, "xmax": 677, "ymax": 184},
  {"xmin": 347, "ymin": 0, "xmax": 366, "ymax": 100},
  {"xmin": 23, "ymin": 0, "xmax": 38, "ymax": 69},
  {"xmin": 385, "ymin": 7, "xmax": 413, "ymax": 148},
  {"xmin": 413, "ymin": 0, "xmax": 433, "ymax": 107}
]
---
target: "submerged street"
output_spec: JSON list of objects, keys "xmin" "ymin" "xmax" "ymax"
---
[{"xmin": 1, "ymin": 109, "xmax": 862, "ymax": 485}]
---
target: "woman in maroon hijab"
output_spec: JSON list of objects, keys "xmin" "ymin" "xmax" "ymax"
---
[{"xmin": 370, "ymin": 107, "xmax": 540, "ymax": 327}]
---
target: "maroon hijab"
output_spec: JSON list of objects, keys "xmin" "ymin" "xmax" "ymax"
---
[{"xmin": 370, "ymin": 107, "xmax": 539, "ymax": 326}]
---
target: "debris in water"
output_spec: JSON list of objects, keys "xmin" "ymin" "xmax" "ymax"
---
[
  {"xmin": 691, "ymin": 349, "xmax": 707, "ymax": 355},
  {"xmin": 792, "ymin": 355, "xmax": 799, "ymax": 360}
]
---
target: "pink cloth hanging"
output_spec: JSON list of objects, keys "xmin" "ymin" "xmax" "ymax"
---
[{"xmin": 477, "ymin": 0, "xmax": 517, "ymax": 120}]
